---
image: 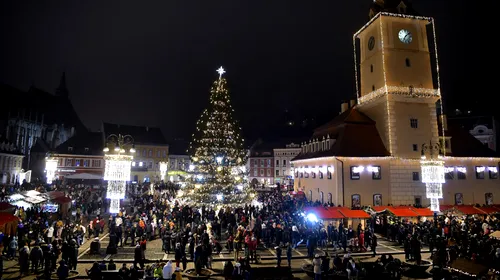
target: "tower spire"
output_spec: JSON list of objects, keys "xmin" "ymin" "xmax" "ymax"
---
[{"xmin": 55, "ymin": 72, "xmax": 69, "ymax": 98}]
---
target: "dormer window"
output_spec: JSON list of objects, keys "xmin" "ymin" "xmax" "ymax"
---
[
  {"xmin": 397, "ymin": 1, "xmax": 407, "ymax": 14},
  {"xmin": 68, "ymin": 147, "xmax": 73, "ymax": 152},
  {"xmin": 84, "ymin": 147, "xmax": 89, "ymax": 152}
]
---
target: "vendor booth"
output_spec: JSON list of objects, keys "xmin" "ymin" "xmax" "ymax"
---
[
  {"xmin": 303, "ymin": 206, "xmax": 344, "ymax": 226},
  {"xmin": 337, "ymin": 208, "xmax": 370, "ymax": 229},
  {"xmin": 0, "ymin": 201, "xmax": 15, "ymax": 213},
  {"xmin": 0, "ymin": 213, "xmax": 18, "ymax": 236}
]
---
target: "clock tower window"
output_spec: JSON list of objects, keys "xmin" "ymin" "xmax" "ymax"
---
[
  {"xmin": 372, "ymin": 85, "xmax": 375, "ymax": 91},
  {"xmin": 370, "ymin": 64, "xmax": 374, "ymax": 72},
  {"xmin": 405, "ymin": 58, "xmax": 411, "ymax": 67}
]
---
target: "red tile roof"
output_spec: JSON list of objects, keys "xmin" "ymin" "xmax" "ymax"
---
[
  {"xmin": 292, "ymin": 108, "xmax": 390, "ymax": 161},
  {"xmin": 338, "ymin": 209, "xmax": 370, "ymax": 219}
]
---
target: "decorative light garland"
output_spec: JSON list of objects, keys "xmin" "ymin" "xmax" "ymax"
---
[{"xmin": 358, "ymin": 86, "xmax": 440, "ymax": 104}]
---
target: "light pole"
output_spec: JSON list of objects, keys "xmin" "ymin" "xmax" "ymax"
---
[
  {"xmin": 103, "ymin": 134, "xmax": 135, "ymax": 214},
  {"xmin": 420, "ymin": 141, "xmax": 445, "ymax": 212}
]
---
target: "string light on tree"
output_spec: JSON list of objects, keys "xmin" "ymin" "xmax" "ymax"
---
[{"xmin": 182, "ymin": 66, "xmax": 255, "ymax": 206}]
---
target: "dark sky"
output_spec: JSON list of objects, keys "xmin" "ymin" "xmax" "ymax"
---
[{"xmin": 0, "ymin": 0, "xmax": 493, "ymax": 142}]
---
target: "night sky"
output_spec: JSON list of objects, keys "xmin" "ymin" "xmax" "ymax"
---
[{"xmin": 0, "ymin": 0, "xmax": 492, "ymax": 142}]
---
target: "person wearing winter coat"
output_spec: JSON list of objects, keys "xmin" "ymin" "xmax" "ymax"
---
[
  {"xmin": 29, "ymin": 243, "xmax": 43, "ymax": 273},
  {"xmin": 134, "ymin": 243, "xmax": 145, "ymax": 269},
  {"xmin": 286, "ymin": 243, "xmax": 293, "ymax": 267},
  {"xmin": 18, "ymin": 245, "xmax": 30, "ymax": 277},
  {"xmin": 162, "ymin": 260, "xmax": 173, "ymax": 280},
  {"xmin": 313, "ymin": 254, "xmax": 322, "ymax": 280}
]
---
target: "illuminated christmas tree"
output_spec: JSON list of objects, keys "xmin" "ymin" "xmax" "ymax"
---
[{"xmin": 182, "ymin": 67, "xmax": 254, "ymax": 206}]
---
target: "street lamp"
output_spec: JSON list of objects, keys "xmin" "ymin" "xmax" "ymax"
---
[
  {"xmin": 420, "ymin": 141, "xmax": 445, "ymax": 212},
  {"xmin": 103, "ymin": 134, "xmax": 134, "ymax": 213}
]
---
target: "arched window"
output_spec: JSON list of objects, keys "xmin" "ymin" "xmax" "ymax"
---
[
  {"xmin": 309, "ymin": 190, "xmax": 313, "ymax": 201},
  {"xmin": 328, "ymin": 193, "xmax": 333, "ymax": 204},
  {"xmin": 405, "ymin": 58, "xmax": 411, "ymax": 67},
  {"xmin": 370, "ymin": 64, "xmax": 373, "ymax": 72},
  {"xmin": 454, "ymin": 193, "xmax": 463, "ymax": 205},
  {"xmin": 320, "ymin": 191, "xmax": 324, "ymax": 204}
]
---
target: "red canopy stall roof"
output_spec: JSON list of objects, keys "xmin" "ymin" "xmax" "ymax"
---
[
  {"xmin": 385, "ymin": 207, "xmax": 419, "ymax": 217},
  {"xmin": 0, "ymin": 202, "xmax": 15, "ymax": 211},
  {"xmin": 304, "ymin": 207, "xmax": 344, "ymax": 219},
  {"xmin": 455, "ymin": 206, "xmax": 486, "ymax": 215},
  {"xmin": 410, "ymin": 207, "xmax": 434, "ymax": 217},
  {"xmin": 477, "ymin": 207, "xmax": 499, "ymax": 214},
  {"xmin": 439, "ymin": 205, "xmax": 454, "ymax": 211},
  {"xmin": 339, "ymin": 208, "xmax": 370, "ymax": 219}
]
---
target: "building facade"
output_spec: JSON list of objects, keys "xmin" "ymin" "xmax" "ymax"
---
[
  {"xmin": 292, "ymin": 2, "xmax": 500, "ymax": 208},
  {"xmin": 0, "ymin": 137, "xmax": 24, "ymax": 184},
  {"xmin": 167, "ymin": 154, "xmax": 190, "ymax": 182},
  {"xmin": 273, "ymin": 143, "xmax": 301, "ymax": 185},
  {"xmin": 247, "ymin": 141, "xmax": 275, "ymax": 186},
  {"xmin": 47, "ymin": 132, "xmax": 105, "ymax": 180},
  {"xmin": 448, "ymin": 116, "xmax": 497, "ymax": 152},
  {"xmin": 102, "ymin": 123, "xmax": 168, "ymax": 183},
  {"xmin": 1, "ymin": 73, "xmax": 84, "ymax": 171}
]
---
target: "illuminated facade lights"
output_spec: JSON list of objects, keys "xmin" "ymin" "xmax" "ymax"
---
[
  {"xmin": 45, "ymin": 158, "xmax": 58, "ymax": 184},
  {"xmin": 103, "ymin": 134, "xmax": 134, "ymax": 214},
  {"xmin": 159, "ymin": 162, "xmax": 168, "ymax": 181}
]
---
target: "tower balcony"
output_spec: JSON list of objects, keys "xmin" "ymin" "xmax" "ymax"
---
[{"xmin": 358, "ymin": 86, "xmax": 440, "ymax": 105}]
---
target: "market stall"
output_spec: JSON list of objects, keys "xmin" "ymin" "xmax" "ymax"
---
[
  {"xmin": 303, "ymin": 206, "xmax": 344, "ymax": 227},
  {"xmin": 454, "ymin": 205, "xmax": 486, "ymax": 216},
  {"xmin": 337, "ymin": 207, "xmax": 370, "ymax": 229},
  {"xmin": 0, "ymin": 212, "xmax": 18, "ymax": 236},
  {"xmin": 50, "ymin": 196, "xmax": 72, "ymax": 217},
  {"xmin": 370, "ymin": 206, "xmax": 420, "ymax": 224},
  {"xmin": 0, "ymin": 201, "xmax": 15, "ymax": 213},
  {"xmin": 475, "ymin": 206, "xmax": 499, "ymax": 215}
]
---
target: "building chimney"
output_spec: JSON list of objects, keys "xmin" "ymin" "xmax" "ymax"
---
[
  {"xmin": 349, "ymin": 99, "xmax": 356, "ymax": 108},
  {"xmin": 340, "ymin": 102, "xmax": 349, "ymax": 114}
]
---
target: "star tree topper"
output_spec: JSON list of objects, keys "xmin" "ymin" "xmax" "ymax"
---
[{"xmin": 217, "ymin": 66, "xmax": 226, "ymax": 79}]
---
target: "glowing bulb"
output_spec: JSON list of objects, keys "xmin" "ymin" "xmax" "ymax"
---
[
  {"xmin": 216, "ymin": 194, "xmax": 223, "ymax": 201},
  {"xmin": 103, "ymin": 147, "xmax": 109, "ymax": 152}
]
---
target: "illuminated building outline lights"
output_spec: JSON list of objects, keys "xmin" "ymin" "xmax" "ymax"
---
[
  {"xmin": 420, "ymin": 142, "xmax": 444, "ymax": 212},
  {"xmin": 159, "ymin": 162, "xmax": 168, "ymax": 181}
]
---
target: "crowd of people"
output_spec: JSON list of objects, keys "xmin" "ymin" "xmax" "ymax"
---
[{"xmin": 0, "ymin": 181, "xmax": 499, "ymax": 279}]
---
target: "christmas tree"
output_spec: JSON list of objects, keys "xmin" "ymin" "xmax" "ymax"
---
[{"xmin": 181, "ymin": 67, "xmax": 255, "ymax": 206}]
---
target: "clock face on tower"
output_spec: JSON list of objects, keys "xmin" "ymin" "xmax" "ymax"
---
[
  {"xmin": 398, "ymin": 29, "xmax": 412, "ymax": 44},
  {"xmin": 368, "ymin": 36, "xmax": 375, "ymax": 51}
]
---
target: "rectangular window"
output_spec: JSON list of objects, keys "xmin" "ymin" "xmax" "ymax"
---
[
  {"xmin": 475, "ymin": 166, "xmax": 485, "ymax": 179},
  {"xmin": 267, "ymin": 169, "xmax": 271, "ymax": 176},
  {"xmin": 350, "ymin": 166, "xmax": 361, "ymax": 180},
  {"xmin": 283, "ymin": 169, "xmax": 286, "ymax": 176},
  {"xmin": 304, "ymin": 172, "xmax": 309, "ymax": 178},
  {"xmin": 267, "ymin": 159, "xmax": 271, "ymax": 167},
  {"xmin": 148, "ymin": 150, "xmax": 153, "ymax": 157},
  {"xmin": 132, "ymin": 162, "xmax": 136, "ymax": 167},
  {"xmin": 369, "ymin": 166, "xmax": 381, "ymax": 180},
  {"xmin": 276, "ymin": 170, "xmax": 279, "ymax": 176},
  {"xmin": 75, "ymin": 159, "xmax": 81, "ymax": 167},
  {"xmin": 143, "ymin": 149, "xmax": 147, "ymax": 157},
  {"xmin": 311, "ymin": 172, "xmax": 316, "ymax": 179},
  {"xmin": 444, "ymin": 166, "xmax": 454, "ymax": 180},
  {"xmin": 260, "ymin": 169, "xmax": 264, "ymax": 176},
  {"xmin": 260, "ymin": 160, "xmax": 264, "ymax": 167},
  {"xmin": 457, "ymin": 167, "xmax": 467, "ymax": 179},
  {"xmin": 83, "ymin": 160, "xmax": 90, "ymax": 167},
  {"xmin": 283, "ymin": 160, "xmax": 286, "ymax": 166},
  {"xmin": 163, "ymin": 150, "xmax": 167, "ymax": 157},
  {"xmin": 410, "ymin": 118, "xmax": 418, "ymax": 128},
  {"xmin": 299, "ymin": 172, "xmax": 303, "ymax": 178},
  {"xmin": 455, "ymin": 193, "xmax": 463, "ymax": 205},
  {"xmin": 327, "ymin": 167, "xmax": 332, "ymax": 179},
  {"xmin": 488, "ymin": 166, "xmax": 498, "ymax": 179},
  {"xmin": 319, "ymin": 171, "xmax": 324, "ymax": 179},
  {"xmin": 412, "ymin": 144, "xmax": 418, "ymax": 151},
  {"xmin": 92, "ymin": 160, "xmax": 101, "ymax": 167},
  {"xmin": 157, "ymin": 150, "xmax": 161, "ymax": 157},
  {"xmin": 414, "ymin": 196, "xmax": 422, "ymax": 207},
  {"xmin": 148, "ymin": 161, "xmax": 153, "ymax": 169},
  {"xmin": 276, "ymin": 160, "xmax": 279, "ymax": 166},
  {"xmin": 412, "ymin": 172, "xmax": 419, "ymax": 181},
  {"xmin": 65, "ymin": 159, "xmax": 73, "ymax": 166},
  {"xmin": 253, "ymin": 169, "xmax": 258, "ymax": 176}
]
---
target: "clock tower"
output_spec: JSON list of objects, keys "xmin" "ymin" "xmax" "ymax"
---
[{"xmin": 354, "ymin": 0, "xmax": 442, "ymax": 158}]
